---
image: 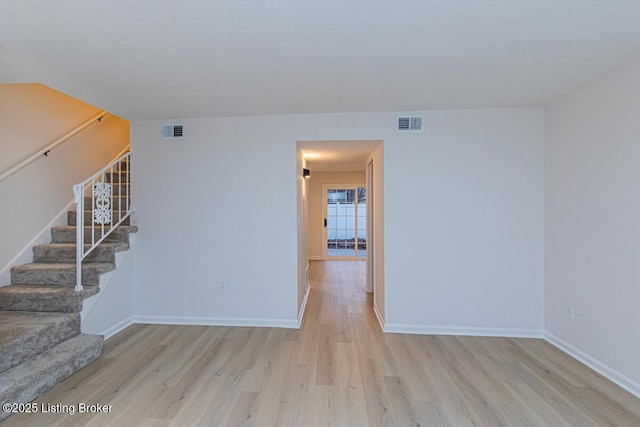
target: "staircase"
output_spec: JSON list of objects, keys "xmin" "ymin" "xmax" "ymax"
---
[{"xmin": 0, "ymin": 164, "xmax": 137, "ymax": 421}]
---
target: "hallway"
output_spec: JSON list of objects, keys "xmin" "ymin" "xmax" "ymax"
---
[{"xmin": 4, "ymin": 261, "xmax": 639, "ymax": 426}]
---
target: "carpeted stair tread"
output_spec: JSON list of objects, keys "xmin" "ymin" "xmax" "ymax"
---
[
  {"xmin": 34, "ymin": 242, "xmax": 128, "ymax": 250},
  {"xmin": 0, "ymin": 333, "xmax": 103, "ymax": 420},
  {"xmin": 68, "ymin": 210, "xmax": 131, "ymax": 226},
  {"xmin": 104, "ymin": 170, "xmax": 129, "ymax": 183},
  {"xmin": 51, "ymin": 225, "xmax": 138, "ymax": 244},
  {"xmin": 34, "ymin": 242, "xmax": 130, "ymax": 251},
  {"xmin": 0, "ymin": 285, "xmax": 99, "ymax": 312},
  {"xmin": 33, "ymin": 242, "xmax": 129, "ymax": 263},
  {"xmin": 0, "ymin": 311, "xmax": 80, "ymax": 373},
  {"xmin": 83, "ymin": 195, "xmax": 130, "ymax": 207},
  {"xmin": 11, "ymin": 263, "xmax": 116, "ymax": 287}
]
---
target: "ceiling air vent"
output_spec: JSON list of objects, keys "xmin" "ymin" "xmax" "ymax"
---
[
  {"xmin": 397, "ymin": 116, "xmax": 423, "ymax": 132},
  {"xmin": 161, "ymin": 124, "xmax": 184, "ymax": 139}
]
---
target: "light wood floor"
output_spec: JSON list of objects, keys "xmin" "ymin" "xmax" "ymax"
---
[{"xmin": 4, "ymin": 261, "xmax": 640, "ymax": 426}]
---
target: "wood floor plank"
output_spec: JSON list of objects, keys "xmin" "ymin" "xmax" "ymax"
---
[
  {"xmin": 429, "ymin": 336, "xmax": 510, "ymax": 426},
  {"xmin": 462, "ymin": 337, "xmax": 570, "ymax": 427},
  {"xmin": 504, "ymin": 346, "xmax": 602, "ymax": 427},
  {"xmin": 517, "ymin": 338, "xmax": 640, "ymax": 420},
  {"xmin": 141, "ymin": 326, "xmax": 221, "ymax": 389},
  {"xmin": 358, "ymin": 357, "xmax": 396, "ymax": 426},
  {"xmin": 420, "ymin": 402, "xmax": 454, "ymax": 427},
  {"xmin": 250, "ymin": 341, "xmax": 296, "ymax": 426},
  {"xmin": 225, "ymin": 391, "xmax": 258, "ymax": 427},
  {"xmin": 315, "ymin": 324, "xmax": 337, "ymax": 386},
  {"xmin": 384, "ymin": 376, "xmax": 422, "ymax": 427},
  {"xmin": 305, "ymin": 385, "xmax": 339, "ymax": 427},
  {"xmin": 508, "ymin": 344, "xmax": 628, "ymax": 427},
  {"xmin": 139, "ymin": 418, "xmax": 172, "ymax": 427},
  {"xmin": 166, "ymin": 354, "xmax": 238, "ymax": 427},
  {"xmin": 150, "ymin": 337, "xmax": 228, "ymax": 420},
  {"xmin": 396, "ymin": 334, "xmax": 444, "ymax": 404},
  {"xmin": 3, "ymin": 260, "xmax": 639, "ymax": 426},
  {"xmin": 194, "ymin": 366, "xmax": 247, "ymax": 426},
  {"xmin": 335, "ymin": 342, "xmax": 368, "ymax": 425},
  {"xmin": 279, "ymin": 363, "xmax": 313, "ymax": 426},
  {"xmin": 84, "ymin": 385, "xmax": 165, "ymax": 427}
]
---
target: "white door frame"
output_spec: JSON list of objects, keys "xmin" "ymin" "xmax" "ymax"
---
[
  {"xmin": 321, "ymin": 183, "xmax": 366, "ymax": 261},
  {"xmin": 366, "ymin": 160, "xmax": 374, "ymax": 293}
]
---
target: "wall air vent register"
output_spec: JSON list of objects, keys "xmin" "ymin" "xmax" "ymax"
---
[
  {"xmin": 397, "ymin": 116, "xmax": 424, "ymax": 132},
  {"xmin": 161, "ymin": 124, "xmax": 184, "ymax": 139}
]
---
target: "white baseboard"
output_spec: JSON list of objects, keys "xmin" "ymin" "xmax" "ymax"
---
[
  {"xmin": 373, "ymin": 303, "xmax": 385, "ymax": 331},
  {"xmin": 134, "ymin": 315, "xmax": 299, "ymax": 329},
  {"xmin": 297, "ymin": 282, "xmax": 311, "ymax": 328},
  {"xmin": 544, "ymin": 332, "xmax": 640, "ymax": 399},
  {"xmin": 383, "ymin": 323, "xmax": 543, "ymax": 338},
  {"xmin": 0, "ymin": 200, "xmax": 74, "ymax": 284},
  {"xmin": 100, "ymin": 316, "xmax": 136, "ymax": 340}
]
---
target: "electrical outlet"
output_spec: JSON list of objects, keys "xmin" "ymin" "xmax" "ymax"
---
[
  {"xmin": 566, "ymin": 305, "xmax": 575, "ymax": 320},
  {"xmin": 219, "ymin": 280, "xmax": 234, "ymax": 292}
]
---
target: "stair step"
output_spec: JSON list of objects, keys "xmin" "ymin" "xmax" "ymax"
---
[
  {"xmin": 110, "ymin": 182, "xmax": 130, "ymax": 195},
  {"xmin": 11, "ymin": 263, "xmax": 115, "ymax": 287},
  {"xmin": 114, "ymin": 159, "xmax": 128, "ymax": 171},
  {"xmin": 84, "ymin": 181, "xmax": 129, "ymax": 194},
  {"xmin": 33, "ymin": 242, "xmax": 128, "ymax": 263},
  {"xmin": 68, "ymin": 210, "xmax": 131, "ymax": 226},
  {"xmin": 105, "ymin": 170, "xmax": 129, "ymax": 183},
  {"xmin": 0, "ymin": 285, "xmax": 99, "ymax": 312},
  {"xmin": 0, "ymin": 333, "xmax": 103, "ymax": 420},
  {"xmin": 83, "ymin": 195, "xmax": 130, "ymax": 208},
  {"xmin": 51, "ymin": 225, "xmax": 138, "ymax": 244},
  {"xmin": 0, "ymin": 311, "xmax": 80, "ymax": 373}
]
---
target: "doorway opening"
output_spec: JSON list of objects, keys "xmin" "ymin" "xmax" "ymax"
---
[{"xmin": 296, "ymin": 139, "xmax": 384, "ymax": 329}]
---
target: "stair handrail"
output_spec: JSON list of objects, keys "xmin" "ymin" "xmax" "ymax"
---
[
  {"xmin": 0, "ymin": 110, "xmax": 108, "ymax": 183},
  {"xmin": 73, "ymin": 148, "xmax": 131, "ymax": 291}
]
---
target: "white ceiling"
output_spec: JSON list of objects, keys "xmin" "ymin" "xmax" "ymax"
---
[{"xmin": 2, "ymin": 1, "xmax": 640, "ymax": 121}]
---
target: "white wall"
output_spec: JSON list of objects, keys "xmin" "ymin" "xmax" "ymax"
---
[
  {"xmin": 0, "ymin": 84, "xmax": 103, "ymax": 172},
  {"xmin": 308, "ymin": 171, "xmax": 365, "ymax": 259},
  {"xmin": 383, "ymin": 109, "xmax": 544, "ymax": 334},
  {"xmin": 132, "ymin": 117, "xmax": 303, "ymax": 326},
  {"xmin": 0, "ymin": 84, "xmax": 129, "ymax": 278},
  {"xmin": 545, "ymin": 60, "xmax": 640, "ymax": 390},
  {"xmin": 131, "ymin": 108, "xmax": 543, "ymax": 332},
  {"xmin": 82, "ymin": 239, "xmax": 136, "ymax": 339}
]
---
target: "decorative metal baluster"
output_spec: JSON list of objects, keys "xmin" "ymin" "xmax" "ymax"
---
[{"xmin": 72, "ymin": 150, "xmax": 132, "ymax": 292}]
